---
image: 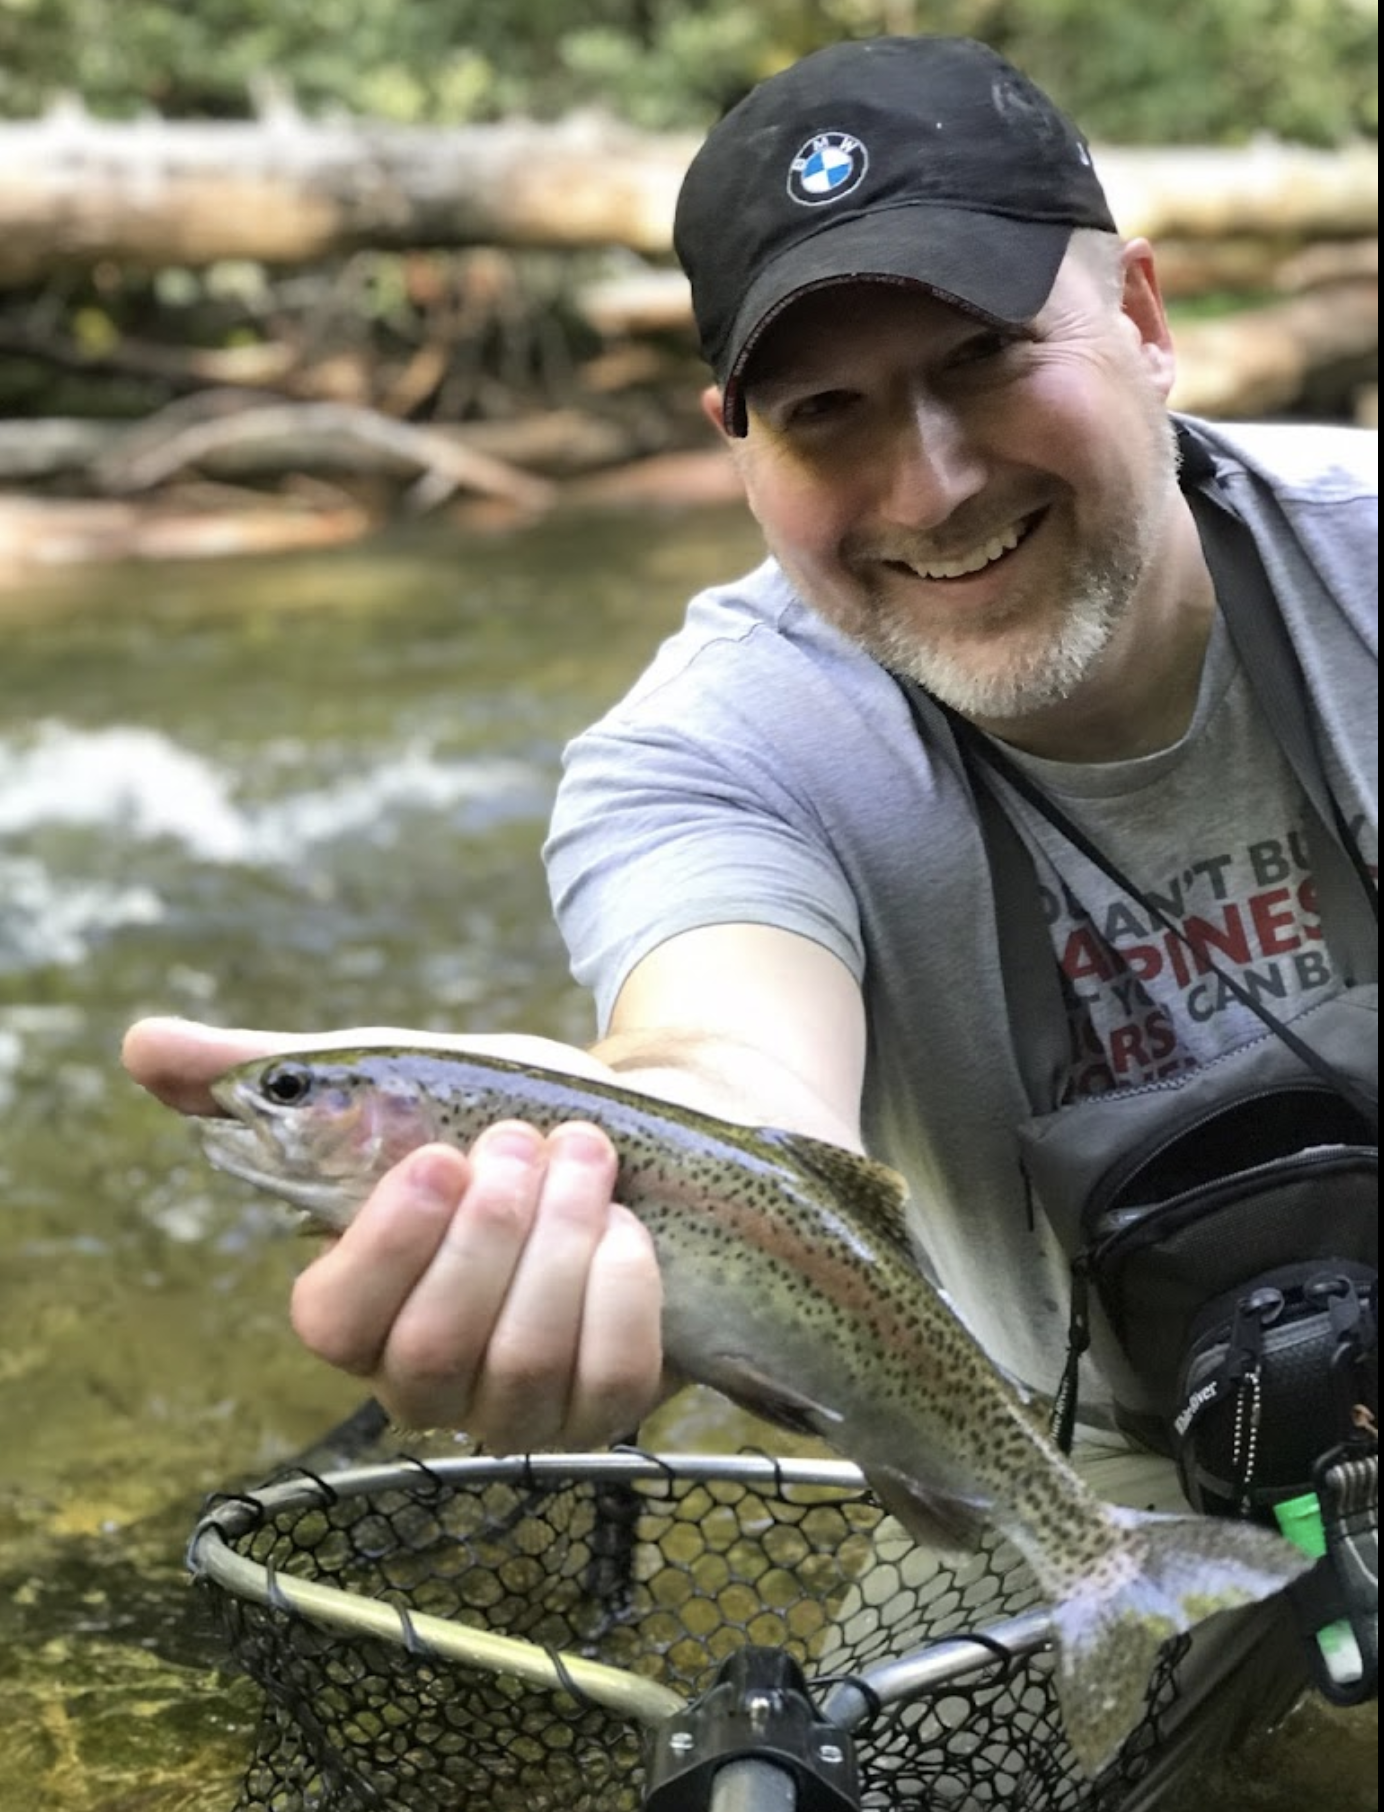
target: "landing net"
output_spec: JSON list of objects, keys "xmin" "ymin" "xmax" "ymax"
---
[{"xmin": 189, "ymin": 1413, "xmax": 1185, "ymax": 1811}]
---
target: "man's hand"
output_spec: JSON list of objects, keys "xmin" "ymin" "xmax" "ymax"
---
[
  {"xmin": 288, "ymin": 1124, "xmax": 663, "ymax": 1447},
  {"xmin": 121, "ymin": 1016, "xmax": 665, "ymax": 1448}
]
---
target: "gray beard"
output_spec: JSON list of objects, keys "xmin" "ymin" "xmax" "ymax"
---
[{"xmin": 870, "ymin": 567, "xmax": 1126, "ymax": 721}]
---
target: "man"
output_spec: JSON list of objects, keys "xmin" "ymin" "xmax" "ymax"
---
[{"xmin": 124, "ymin": 34, "xmax": 1376, "ymax": 1794}]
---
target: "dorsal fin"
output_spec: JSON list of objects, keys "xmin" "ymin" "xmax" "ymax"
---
[{"xmin": 758, "ymin": 1128, "xmax": 916, "ymax": 1261}]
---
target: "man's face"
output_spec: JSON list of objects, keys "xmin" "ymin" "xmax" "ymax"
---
[{"xmin": 723, "ymin": 243, "xmax": 1182, "ymax": 728}]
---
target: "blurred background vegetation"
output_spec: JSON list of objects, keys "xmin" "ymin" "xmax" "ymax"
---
[
  {"xmin": 0, "ymin": 0, "xmax": 1375, "ymax": 565},
  {"xmin": 0, "ymin": 0, "xmax": 1377, "ymax": 142}
]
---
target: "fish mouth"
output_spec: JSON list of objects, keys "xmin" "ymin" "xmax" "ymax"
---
[{"xmin": 197, "ymin": 1116, "xmax": 352, "ymax": 1226}]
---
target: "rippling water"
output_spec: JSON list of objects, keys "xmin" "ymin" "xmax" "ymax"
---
[
  {"xmin": 1, "ymin": 508, "xmax": 770, "ymax": 1810},
  {"xmin": 0, "ymin": 510, "xmax": 1373, "ymax": 1810}
]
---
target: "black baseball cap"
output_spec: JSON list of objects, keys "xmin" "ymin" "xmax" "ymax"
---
[{"xmin": 673, "ymin": 36, "xmax": 1118, "ymax": 435}]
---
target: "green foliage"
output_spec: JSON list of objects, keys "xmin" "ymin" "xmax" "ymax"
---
[
  {"xmin": 0, "ymin": 0, "xmax": 1375, "ymax": 143},
  {"xmin": 994, "ymin": 0, "xmax": 1379, "ymax": 146}
]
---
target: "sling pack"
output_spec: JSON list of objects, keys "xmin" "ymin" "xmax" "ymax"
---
[{"xmin": 898, "ymin": 446, "xmax": 1377, "ymax": 1701}]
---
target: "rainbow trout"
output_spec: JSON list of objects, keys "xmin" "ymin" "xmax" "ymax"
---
[{"xmin": 199, "ymin": 1046, "xmax": 1311, "ymax": 1774}]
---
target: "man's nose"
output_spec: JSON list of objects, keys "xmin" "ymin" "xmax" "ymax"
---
[{"xmin": 878, "ymin": 394, "xmax": 986, "ymax": 526}]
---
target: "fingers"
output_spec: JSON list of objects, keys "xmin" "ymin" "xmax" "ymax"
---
[
  {"xmin": 289, "ymin": 1142, "xmax": 471, "ymax": 1376},
  {"xmin": 121, "ymin": 1017, "xmax": 311, "ymax": 1115},
  {"xmin": 289, "ymin": 1121, "xmax": 664, "ymax": 1451},
  {"xmin": 444, "ymin": 1123, "xmax": 616, "ymax": 1446},
  {"xmin": 467, "ymin": 1129, "xmax": 663, "ymax": 1450},
  {"xmin": 564, "ymin": 1204, "xmax": 664, "ymax": 1448}
]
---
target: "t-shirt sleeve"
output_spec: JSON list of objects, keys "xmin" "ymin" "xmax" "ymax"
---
[{"xmin": 545, "ymin": 657, "xmax": 866, "ymax": 1033}]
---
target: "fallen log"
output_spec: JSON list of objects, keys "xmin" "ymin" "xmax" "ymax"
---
[
  {"xmin": 1, "ymin": 279, "xmax": 1374, "ymax": 505},
  {"xmin": 94, "ymin": 396, "xmax": 556, "ymax": 513},
  {"xmin": 0, "ymin": 486, "xmax": 374, "ymax": 582},
  {"xmin": 0, "ymin": 325, "xmax": 359, "ymax": 401},
  {"xmin": 1, "ymin": 265, "xmax": 1373, "ymax": 511},
  {"xmin": 1169, "ymin": 278, "xmax": 1378, "ymax": 418},
  {"xmin": 0, "ymin": 404, "xmax": 661, "ymax": 488},
  {"xmin": 573, "ymin": 267, "xmax": 1380, "ymax": 421},
  {"xmin": 0, "ymin": 417, "xmax": 117, "ymax": 483},
  {"xmin": 0, "ymin": 105, "xmax": 696, "ymax": 286},
  {"xmin": 0, "ymin": 104, "xmax": 1375, "ymax": 286},
  {"xmin": 1117, "ymin": 233, "xmax": 1378, "ymax": 301},
  {"xmin": 1094, "ymin": 142, "xmax": 1379, "ymax": 243},
  {"xmin": 572, "ymin": 241, "xmax": 1381, "ymax": 338},
  {"xmin": 0, "ymin": 444, "xmax": 752, "ymax": 584}
]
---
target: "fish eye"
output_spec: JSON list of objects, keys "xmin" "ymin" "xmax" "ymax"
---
[{"xmin": 261, "ymin": 1063, "xmax": 313, "ymax": 1106}]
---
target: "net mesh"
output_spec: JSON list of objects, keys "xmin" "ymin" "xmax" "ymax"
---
[{"xmin": 194, "ymin": 1413, "xmax": 1186, "ymax": 1812}]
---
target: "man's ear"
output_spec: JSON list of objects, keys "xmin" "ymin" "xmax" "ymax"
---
[
  {"xmin": 1119, "ymin": 238, "xmax": 1177, "ymax": 399},
  {"xmin": 699, "ymin": 385, "xmax": 731, "ymax": 438}
]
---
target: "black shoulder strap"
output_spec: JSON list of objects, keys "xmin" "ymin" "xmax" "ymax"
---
[
  {"xmin": 1191, "ymin": 482, "xmax": 1377, "ymax": 984},
  {"xmin": 901, "ymin": 692, "xmax": 1069, "ymax": 1110}
]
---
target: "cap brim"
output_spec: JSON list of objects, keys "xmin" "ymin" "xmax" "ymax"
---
[{"xmin": 719, "ymin": 205, "xmax": 1072, "ymax": 434}]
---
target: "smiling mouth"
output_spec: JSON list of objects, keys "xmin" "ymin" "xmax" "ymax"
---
[{"xmin": 884, "ymin": 511, "xmax": 1040, "ymax": 582}]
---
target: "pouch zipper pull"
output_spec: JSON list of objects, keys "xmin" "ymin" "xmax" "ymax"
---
[
  {"xmin": 1050, "ymin": 1259, "xmax": 1091, "ymax": 1453},
  {"xmin": 1229, "ymin": 1286, "xmax": 1285, "ymax": 1510}
]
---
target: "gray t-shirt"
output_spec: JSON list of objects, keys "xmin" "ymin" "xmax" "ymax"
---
[{"xmin": 545, "ymin": 416, "xmax": 1378, "ymax": 1395}]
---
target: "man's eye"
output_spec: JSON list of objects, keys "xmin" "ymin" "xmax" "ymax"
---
[
  {"xmin": 952, "ymin": 331, "xmax": 1018, "ymax": 368},
  {"xmin": 788, "ymin": 389, "xmax": 859, "ymax": 425}
]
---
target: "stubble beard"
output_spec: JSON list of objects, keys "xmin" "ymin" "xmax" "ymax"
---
[
  {"xmin": 869, "ymin": 544, "xmax": 1127, "ymax": 722},
  {"xmin": 798, "ymin": 405, "xmax": 1184, "ymax": 725}
]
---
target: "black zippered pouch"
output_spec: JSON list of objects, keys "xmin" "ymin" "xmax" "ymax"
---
[
  {"xmin": 1085, "ymin": 1124, "xmax": 1376, "ymax": 1482},
  {"xmin": 1019, "ymin": 992, "xmax": 1378, "ymax": 1506},
  {"xmin": 1175, "ymin": 1257, "xmax": 1376, "ymax": 1511},
  {"xmin": 1085, "ymin": 1090, "xmax": 1375, "ymax": 1419}
]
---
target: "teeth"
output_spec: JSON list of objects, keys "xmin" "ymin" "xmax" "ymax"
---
[{"xmin": 909, "ymin": 522, "xmax": 1024, "ymax": 580}]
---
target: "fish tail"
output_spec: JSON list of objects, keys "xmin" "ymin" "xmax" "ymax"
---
[{"xmin": 1049, "ymin": 1506, "xmax": 1313, "ymax": 1777}]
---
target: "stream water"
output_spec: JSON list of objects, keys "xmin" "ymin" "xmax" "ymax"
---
[{"xmin": 0, "ymin": 507, "xmax": 1372, "ymax": 1810}]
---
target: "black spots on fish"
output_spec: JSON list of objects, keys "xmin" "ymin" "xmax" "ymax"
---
[
  {"xmin": 1007, "ymin": 1464, "xmax": 1063, "ymax": 1515},
  {"xmin": 1006, "ymin": 1463, "xmax": 1117, "ymax": 1579},
  {"xmin": 915, "ymin": 1396, "xmax": 976, "ymax": 1438}
]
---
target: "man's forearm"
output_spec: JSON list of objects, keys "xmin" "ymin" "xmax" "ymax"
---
[{"xmin": 590, "ymin": 1026, "xmax": 865, "ymax": 1150}]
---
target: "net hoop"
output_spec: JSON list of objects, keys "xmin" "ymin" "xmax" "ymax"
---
[{"xmin": 190, "ymin": 1449, "xmax": 1056, "ymax": 1726}]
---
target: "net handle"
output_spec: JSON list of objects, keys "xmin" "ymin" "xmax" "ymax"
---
[
  {"xmin": 190, "ymin": 1521, "xmax": 689, "ymax": 1727},
  {"xmin": 823, "ymin": 1607, "xmax": 1054, "ymax": 1730}
]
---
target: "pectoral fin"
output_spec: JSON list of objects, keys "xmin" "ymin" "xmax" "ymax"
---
[
  {"xmin": 711, "ymin": 1357, "xmax": 846, "ymax": 1441},
  {"xmin": 709, "ymin": 1354, "xmax": 988, "ymax": 1552},
  {"xmin": 862, "ymin": 1464, "xmax": 991, "ymax": 1554}
]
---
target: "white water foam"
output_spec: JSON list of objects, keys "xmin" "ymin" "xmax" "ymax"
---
[
  {"xmin": 0, "ymin": 1024, "xmax": 21, "ymax": 1114},
  {"xmin": 0, "ymin": 854, "xmax": 165, "ymax": 968},
  {"xmin": 0, "ymin": 721, "xmax": 248, "ymax": 857},
  {"xmin": 250, "ymin": 739, "xmax": 544, "ymax": 859},
  {"xmin": 0, "ymin": 719, "xmax": 546, "ymax": 967},
  {"xmin": 0, "ymin": 720, "xmax": 542, "ymax": 860}
]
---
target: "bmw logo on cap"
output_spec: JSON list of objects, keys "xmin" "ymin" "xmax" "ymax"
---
[{"xmin": 787, "ymin": 131, "xmax": 868, "ymax": 207}]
